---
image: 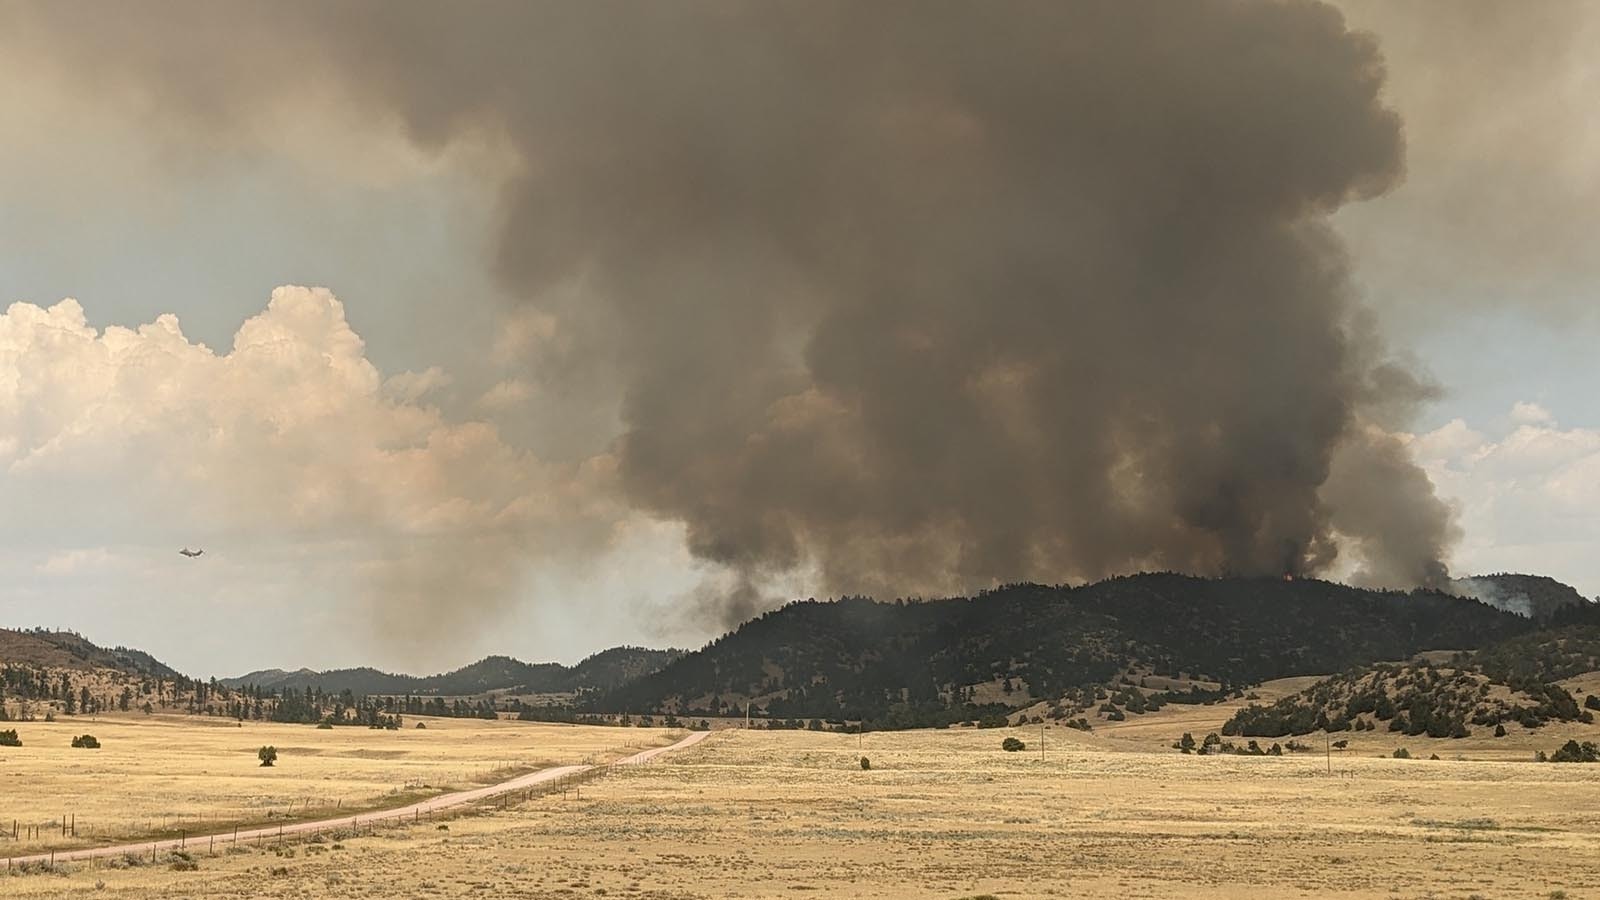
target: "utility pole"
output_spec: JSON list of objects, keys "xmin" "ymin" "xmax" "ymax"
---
[{"xmin": 1325, "ymin": 731, "xmax": 1331, "ymax": 775}]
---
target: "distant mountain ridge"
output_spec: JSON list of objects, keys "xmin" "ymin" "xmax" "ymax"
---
[
  {"xmin": 221, "ymin": 646, "xmax": 682, "ymax": 696},
  {"xmin": 590, "ymin": 574, "xmax": 1544, "ymax": 726},
  {"xmin": 9, "ymin": 572, "xmax": 1593, "ymax": 729}
]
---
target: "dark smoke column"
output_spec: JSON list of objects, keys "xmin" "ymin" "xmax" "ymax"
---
[
  {"xmin": 528, "ymin": 1, "xmax": 1453, "ymax": 614},
  {"xmin": 13, "ymin": 0, "xmax": 1457, "ymax": 620}
]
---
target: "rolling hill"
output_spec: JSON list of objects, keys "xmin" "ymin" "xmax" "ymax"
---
[
  {"xmin": 0, "ymin": 628, "xmax": 181, "ymax": 679},
  {"xmin": 590, "ymin": 574, "xmax": 1542, "ymax": 727},
  {"xmin": 1220, "ymin": 604, "xmax": 1600, "ymax": 739},
  {"xmin": 1447, "ymin": 573, "xmax": 1593, "ymax": 620}
]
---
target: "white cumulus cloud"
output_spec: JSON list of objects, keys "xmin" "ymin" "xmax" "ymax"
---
[
  {"xmin": 1416, "ymin": 406, "xmax": 1600, "ymax": 598},
  {"xmin": 0, "ymin": 286, "xmax": 639, "ymax": 669}
]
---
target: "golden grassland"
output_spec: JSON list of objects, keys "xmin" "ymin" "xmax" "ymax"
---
[
  {"xmin": 0, "ymin": 713, "xmax": 666, "ymax": 851},
  {"xmin": 6, "ymin": 687, "xmax": 1600, "ymax": 900}
]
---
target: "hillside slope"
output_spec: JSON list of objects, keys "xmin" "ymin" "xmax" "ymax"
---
[
  {"xmin": 1471, "ymin": 616, "xmax": 1600, "ymax": 684},
  {"xmin": 0, "ymin": 628, "xmax": 181, "ymax": 679},
  {"xmin": 593, "ymin": 574, "xmax": 1536, "ymax": 726},
  {"xmin": 0, "ymin": 628, "xmax": 192, "ymax": 720},
  {"xmin": 1220, "ymin": 607, "xmax": 1600, "ymax": 739},
  {"xmin": 1448, "ymin": 573, "xmax": 1594, "ymax": 620},
  {"xmin": 1222, "ymin": 662, "xmax": 1592, "ymax": 739}
]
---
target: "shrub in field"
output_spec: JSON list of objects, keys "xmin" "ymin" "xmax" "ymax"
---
[
  {"xmin": 1002, "ymin": 737, "xmax": 1026, "ymax": 752},
  {"xmin": 169, "ymin": 850, "xmax": 199, "ymax": 871},
  {"xmin": 259, "ymin": 745, "xmax": 278, "ymax": 767},
  {"xmin": 71, "ymin": 734, "xmax": 100, "ymax": 748},
  {"xmin": 1546, "ymin": 740, "xmax": 1600, "ymax": 763},
  {"xmin": 0, "ymin": 728, "xmax": 20, "ymax": 747},
  {"xmin": 1393, "ymin": 747, "xmax": 1411, "ymax": 759},
  {"xmin": 859, "ymin": 756, "xmax": 871, "ymax": 770}
]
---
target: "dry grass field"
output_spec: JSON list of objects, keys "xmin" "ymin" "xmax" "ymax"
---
[
  {"xmin": 0, "ymin": 713, "xmax": 667, "ymax": 852},
  {"xmin": 6, "ymin": 697, "xmax": 1600, "ymax": 900}
]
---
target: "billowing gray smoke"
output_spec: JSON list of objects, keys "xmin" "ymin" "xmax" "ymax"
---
[{"xmin": 10, "ymin": 0, "xmax": 1457, "ymax": 623}]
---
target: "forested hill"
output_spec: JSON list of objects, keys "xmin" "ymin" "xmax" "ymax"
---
[
  {"xmin": 591, "ymin": 574, "xmax": 1536, "ymax": 725},
  {"xmin": 0, "ymin": 627, "xmax": 181, "ymax": 679},
  {"xmin": 1448, "ymin": 573, "xmax": 1593, "ymax": 620},
  {"xmin": 222, "ymin": 646, "xmax": 683, "ymax": 696},
  {"xmin": 1219, "ymin": 603, "xmax": 1600, "ymax": 739}
]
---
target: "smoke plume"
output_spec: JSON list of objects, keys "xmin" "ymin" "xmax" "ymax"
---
[{"xmin": 8, "ymin": 1, "xmax": 1457, "ymax": 625}]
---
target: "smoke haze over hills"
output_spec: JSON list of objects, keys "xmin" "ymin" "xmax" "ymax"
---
[
  {"xmin": 1, "ymin": 1, "xmax": 1457, "ymax": 625},
  {"xmin": 6, "ymin": 2, "xmax": 1598, "ymax": 672}
]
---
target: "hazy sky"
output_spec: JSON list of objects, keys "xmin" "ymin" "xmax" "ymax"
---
[{"xmin": 2, "ymin": 2, "xmax": 1597, "ymax": 677}]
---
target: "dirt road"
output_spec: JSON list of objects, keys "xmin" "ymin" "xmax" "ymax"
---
[{"xmin": 7, "ymin": 729, "xmax": 710, "ymax": 867}]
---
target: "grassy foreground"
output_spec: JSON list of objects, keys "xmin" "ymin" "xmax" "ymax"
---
[
  {"xmin": 7, "ymin": 716, "xmax": 1600, "ymax": 899},
  {"xmin": 0, "ymin": 713, "xmax": 661, "ymax": 852}
]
